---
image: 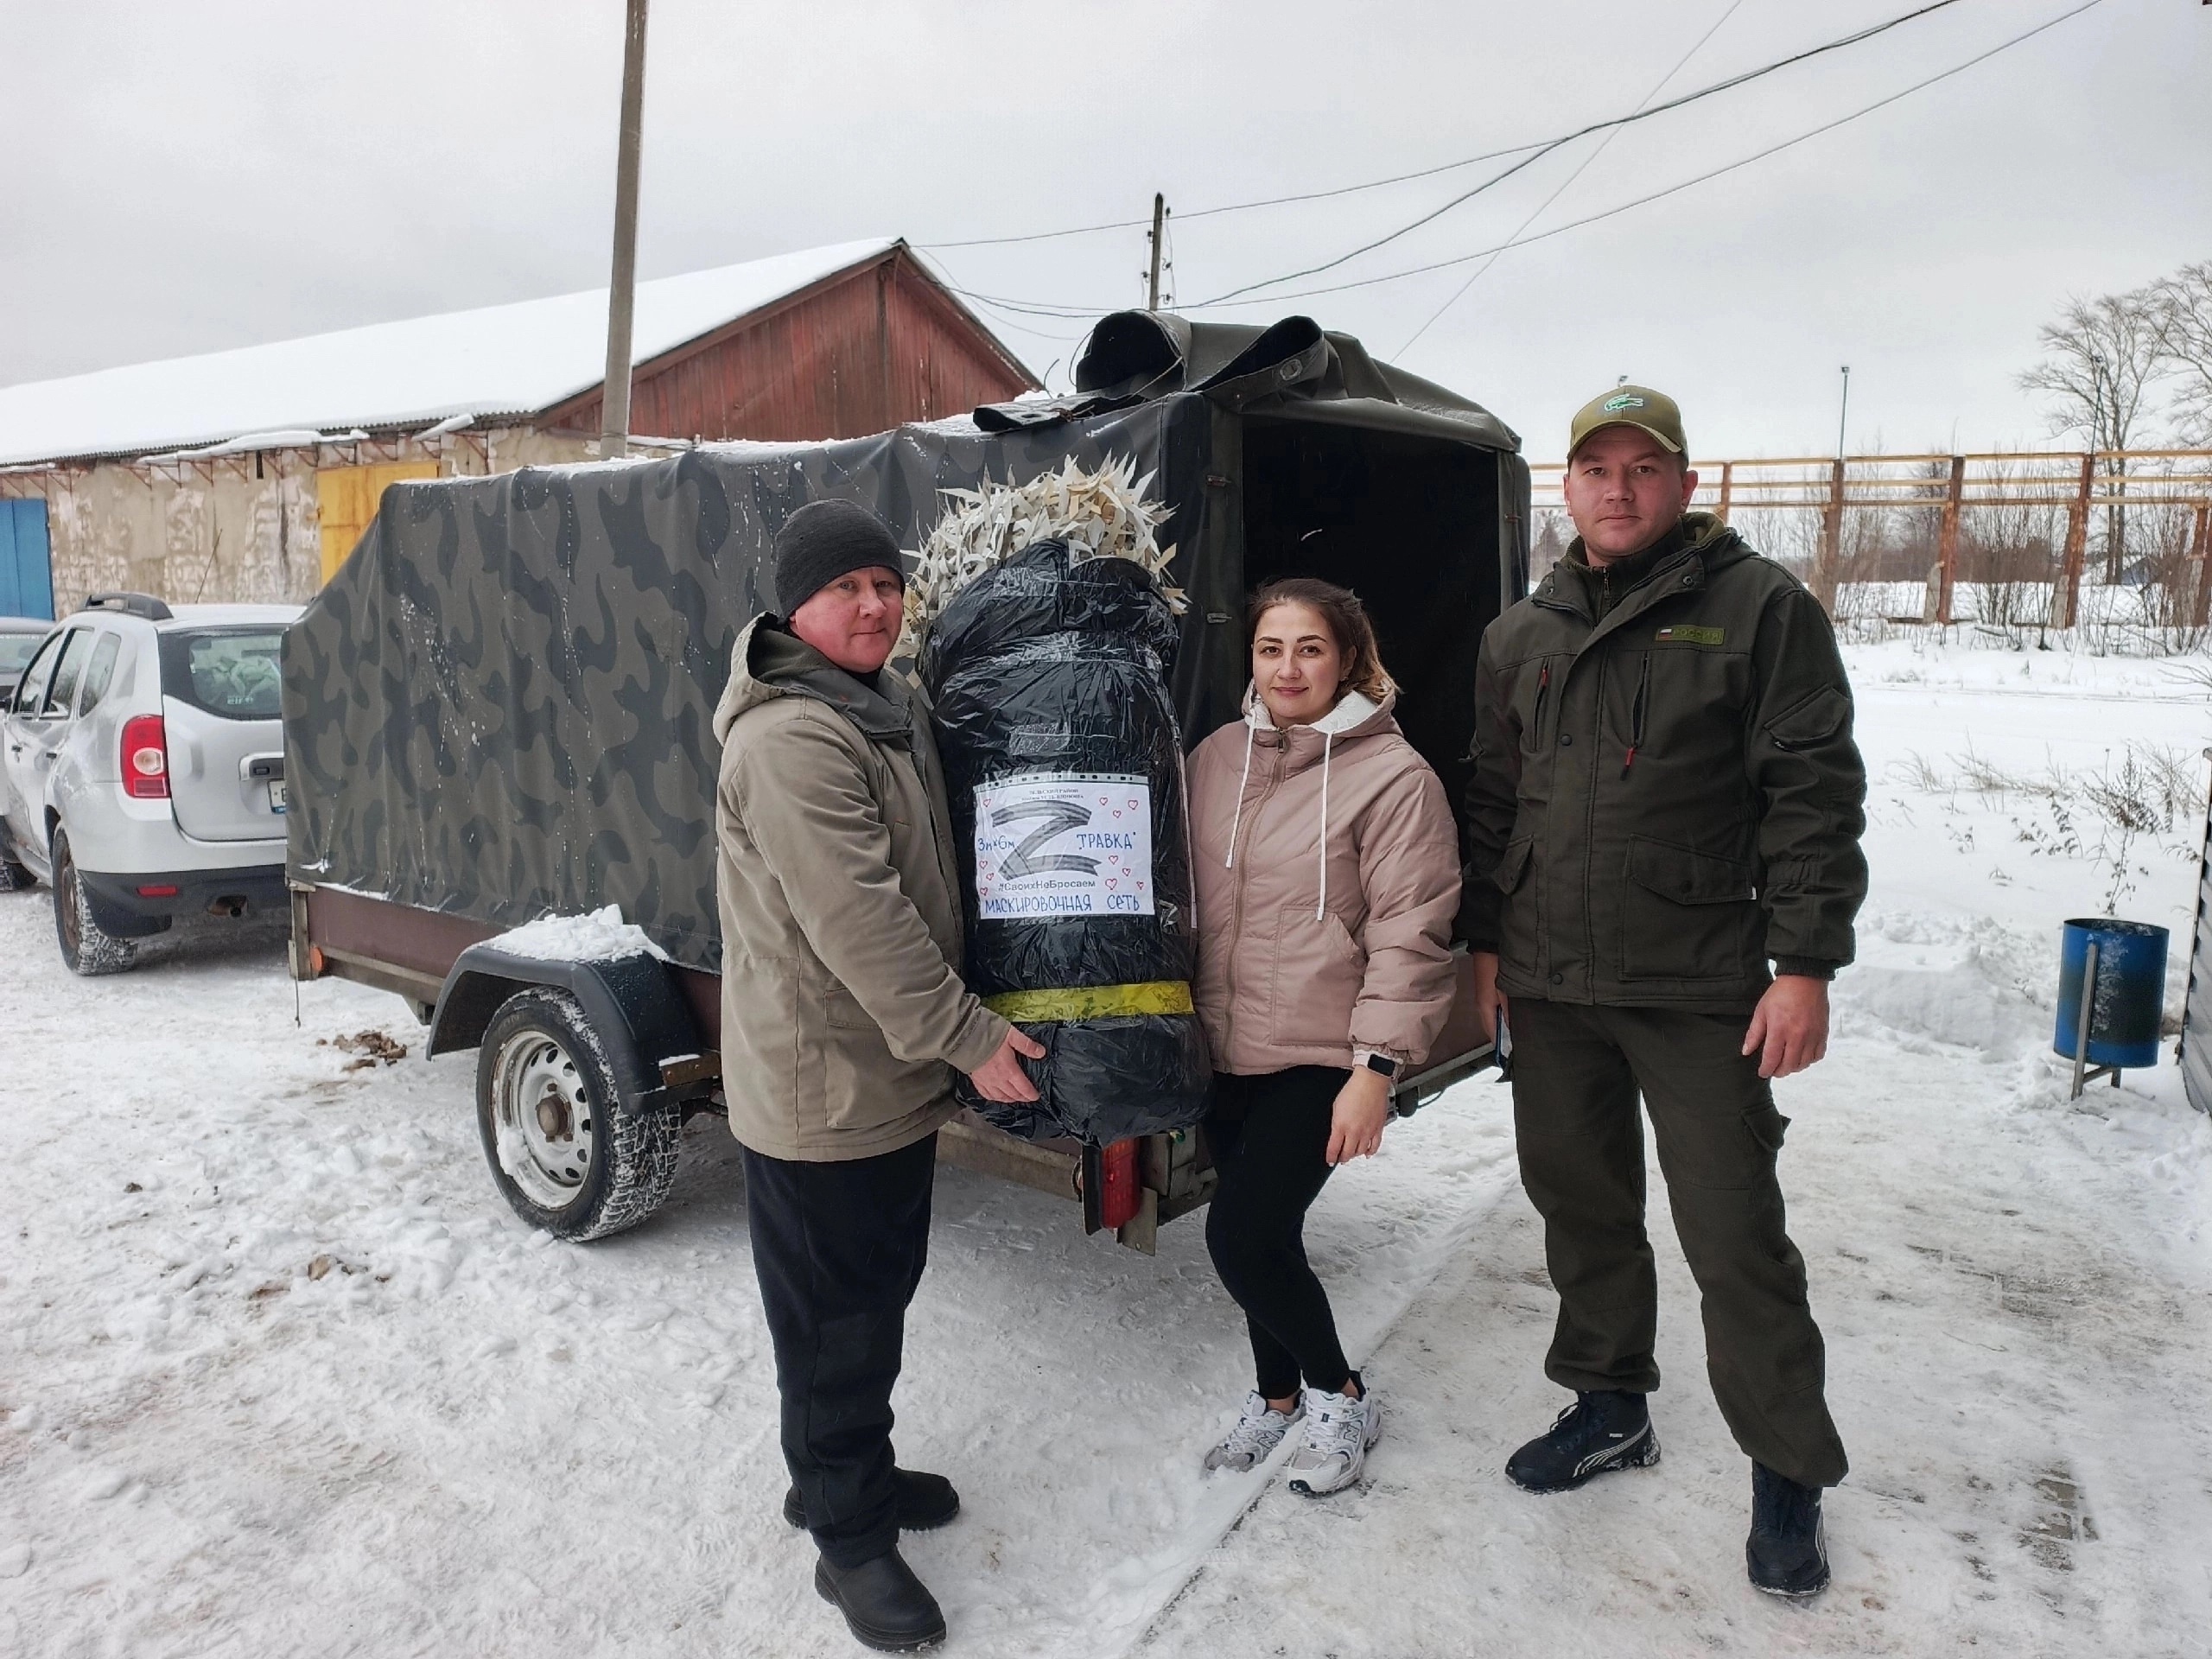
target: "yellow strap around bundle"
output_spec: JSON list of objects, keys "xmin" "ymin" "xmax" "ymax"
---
[{"xmin": 982, "ymin": 981, "xmax": 1195, "ymax": 1023}]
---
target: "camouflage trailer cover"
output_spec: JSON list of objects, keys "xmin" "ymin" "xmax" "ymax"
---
[{"xmin": 283, "ymin": 312, "xmax": 1523, "ymax": 978}]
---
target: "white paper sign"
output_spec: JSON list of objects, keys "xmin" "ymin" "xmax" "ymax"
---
[{"xmin": 973, "ymin": 772, "xmax": 1154, "ymax": 920}]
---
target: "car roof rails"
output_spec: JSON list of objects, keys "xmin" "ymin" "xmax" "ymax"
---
[{"xmin": 83, "ymin": 592, "xmax": 175, "ymax": 622}]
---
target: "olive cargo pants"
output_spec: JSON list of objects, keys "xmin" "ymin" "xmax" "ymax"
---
[{"xmin": 1509, "ymin": 999, "xmax": 1848, "ymax": 1489}]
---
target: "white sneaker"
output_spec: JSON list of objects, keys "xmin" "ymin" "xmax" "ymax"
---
[
  {"xmin": 1285, "ymin": 1381, "xmax": 1382, "ymax": 1497},
  {"xmin": 1204, "ymin": 1390, "xmax": 1306, "ymax": 1472}
]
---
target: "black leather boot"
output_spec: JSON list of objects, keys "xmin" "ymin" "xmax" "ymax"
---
[
  {"xmin": 814, "ymin": 1547, "xmax": 947, "ymax": 1652},
  {"xmin": 785, "ymin": 1468, "xmax": 960, "ymax": 1532},
  {"xmin": 1747, "ymin": 1460, "xmax": 1830, "ymax": 1598},
  {"xmin": 1505, "ymin": 1389, "xmax": 1660, "ymax": 1493}
]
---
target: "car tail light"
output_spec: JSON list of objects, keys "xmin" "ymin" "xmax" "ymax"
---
[
  {"xmin": 1098, "ymin": 1138, "xmax": 1142, "ymax": 1231},
  {"xmin": 135, "ymin": 885, "xmax": 180, "ymax": 898},
  {"xmin": 122, "ymin": 715, "xmax": 169, "ymax": 798}
]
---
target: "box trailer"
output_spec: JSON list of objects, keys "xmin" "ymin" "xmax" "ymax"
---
[{"xmin": 282, "ymin": 311, "xmax": 1528, "ymax": 1249}]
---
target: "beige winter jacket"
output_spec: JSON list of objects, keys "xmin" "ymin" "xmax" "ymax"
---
[
  {"xmin": 712, "ymin": 615, "xmax": 1010, "ymax": 1161},
  {"xmin": 1189, "ymin": 689, "xmax": 1461, "ymax": 1076}
]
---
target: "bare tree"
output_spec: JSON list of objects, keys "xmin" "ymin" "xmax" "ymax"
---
[
  {"xmin": 2148, "ymin": 260, "xmax": 2212, "ymax": 447},
  {"xmin": 2018, "ymin": 289, "xmax": 2165, "ymax": 581}
]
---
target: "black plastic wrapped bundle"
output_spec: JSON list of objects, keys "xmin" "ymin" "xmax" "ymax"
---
[{"xmin": 919, "ymin": 538, "xmax": 1211, "ymax": 1143}]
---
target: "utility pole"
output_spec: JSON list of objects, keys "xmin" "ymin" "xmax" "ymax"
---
[
  {"xmin": 1815, "ymin": 365, "xmax": 1849, "ymax": 614},
  {"xmin": 600, "ymin": 0, "xmax": 650, "ymax": 460},
  {"xmin": 1146, "ymin": 194, "xmax": 1166, "ymax": 311}
]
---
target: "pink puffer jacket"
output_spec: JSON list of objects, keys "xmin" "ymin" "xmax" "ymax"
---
[{"xmin": 1189, "ymin": 689, "xmax": 1461, "ymax": 1076}]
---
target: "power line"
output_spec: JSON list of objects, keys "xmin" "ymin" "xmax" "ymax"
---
[
  {"xmin": 1191, "ymin": 0, "xmax": 1973, "ymax": 307},
  {"xmin": 919, "ymin": 0, "xmax": 1971, "ymax": 257},
  {"xmin": 1396, "ymin": 0, "xmax": 1747, "ymax": 357},
  {"xmin": 925, "ymin": 0, "xmax": 2101, "ymax": 338},
  {"xmin": 1194, "ymin": 0, "xmax": 2105, "ymax": 311}
]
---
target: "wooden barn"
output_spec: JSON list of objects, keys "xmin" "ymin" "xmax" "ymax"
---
[{"xmin": 0, "ymin": 239, "xmax": 1035, "ymax": 616}]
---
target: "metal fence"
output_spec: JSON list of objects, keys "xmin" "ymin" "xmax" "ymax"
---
[{"xmin": 1531, "ymin": 450, "xmax": 2212, "ymax": 629}]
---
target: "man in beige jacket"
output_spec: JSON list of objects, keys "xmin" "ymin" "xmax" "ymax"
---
[{"xmin": 714, "ymin": 499, "xmax": 1043, "ymax": 1653}]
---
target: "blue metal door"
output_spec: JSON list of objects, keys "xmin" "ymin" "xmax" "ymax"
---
[{"xmin": 0, "ymin": 499, "xmax": 55, "ymax": 620}]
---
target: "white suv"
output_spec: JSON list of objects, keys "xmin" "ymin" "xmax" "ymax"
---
[{"xmin": 0, "ymin": 593, "xmax": 299, "ymax": 974}]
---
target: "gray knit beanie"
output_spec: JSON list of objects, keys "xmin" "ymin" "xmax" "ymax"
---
[{"xmin": 772, "ymin": 499, "xmax": 904, "ymax": 613}]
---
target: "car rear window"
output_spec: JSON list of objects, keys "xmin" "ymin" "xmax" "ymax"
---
[{"xmin": 159, "ymin": 628, "xmax": 286, "ymax": 721}]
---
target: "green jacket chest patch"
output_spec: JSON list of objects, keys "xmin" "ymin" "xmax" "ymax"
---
[{"xmin": 1654, "ymin": 624, "xmax": 1726, "ymax": 647}]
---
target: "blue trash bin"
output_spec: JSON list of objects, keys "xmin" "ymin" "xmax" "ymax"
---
[{"xmin": 2054, "ymin": 918, "xmax": 2169, "ymax": 1071}]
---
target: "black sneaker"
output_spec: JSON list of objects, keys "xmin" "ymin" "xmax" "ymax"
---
[
  {"xmin": 1505, "ymin": 1389, "xmax": 1660, "ymax": 1493},
  {"xmin": 814, "ymin": 1548, "xmax": 947, "ymax": 1653},
  {"xmin": 1747, "ymin": 1461, "xmax": 1830, "ymax": 1598},
  {"xmin": 785, "ymin": 1468, "xmax": 960, "ymax": 1533}
]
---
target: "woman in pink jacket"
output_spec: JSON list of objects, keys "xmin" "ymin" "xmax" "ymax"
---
[{"xmin": 1189, "ymin": 577, "xmax": 1462, "ymax": 1497}]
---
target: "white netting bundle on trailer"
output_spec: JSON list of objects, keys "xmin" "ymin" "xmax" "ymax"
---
[{"xmin": 899, "ymin": 455, "xmax": 1183, "ymax": 656}]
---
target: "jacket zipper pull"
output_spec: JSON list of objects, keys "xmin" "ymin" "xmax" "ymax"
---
[{"xmin": 1621, "ymin": 653, "xmax": 1650, "ymax": 778}]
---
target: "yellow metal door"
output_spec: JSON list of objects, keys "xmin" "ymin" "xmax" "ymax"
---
[{"xmin": 317, "ymin": 461, "xmax": 440, "ymax": 582}]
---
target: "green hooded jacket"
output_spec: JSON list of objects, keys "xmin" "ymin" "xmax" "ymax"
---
[{"xmin": 1459, "ymin": 512, "xmax": 1867, "ymax": 1013}]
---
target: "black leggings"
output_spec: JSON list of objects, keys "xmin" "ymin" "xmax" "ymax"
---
[{"xmin": 1204, "ymin": 1066, "xmax": 1354, "ymax": 1401}]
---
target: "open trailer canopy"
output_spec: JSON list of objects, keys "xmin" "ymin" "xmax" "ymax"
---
[{"xmin": 283, "ymin": 311, "xmax": 1529, "ymax": 975}]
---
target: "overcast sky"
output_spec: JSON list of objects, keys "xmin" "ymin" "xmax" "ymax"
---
[{"xmin": 2, "ymin": 0, "xmax": 2203, "ymax": 459}]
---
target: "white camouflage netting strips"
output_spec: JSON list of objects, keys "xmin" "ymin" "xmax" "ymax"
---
[{"xmin": 899, "ymin": 455, "xmax": 1185, "ymax": 657}]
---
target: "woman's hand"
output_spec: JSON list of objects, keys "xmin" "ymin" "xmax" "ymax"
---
[{"xmin": 1325, "ymin": 1066, "xmax": 1393, "ymax": 1165}]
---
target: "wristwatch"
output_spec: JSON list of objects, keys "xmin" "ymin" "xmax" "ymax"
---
[{"xmin": 1360, "ymin": 1052, "xmax": 1399, "ymax": 1079}]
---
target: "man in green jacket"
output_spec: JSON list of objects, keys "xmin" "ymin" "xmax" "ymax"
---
[
  {"xmin": 1460, "ymin": 388, "xmax": 1867, "ymax": 1599},
  {"xmin": 714, "ymin": 499, "xmax": 1045, "ymax": 1652}
]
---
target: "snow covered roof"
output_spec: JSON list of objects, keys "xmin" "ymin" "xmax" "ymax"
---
[{"xmin": 0, "ymin": 238, "xmax": 906, "ymax": 468}]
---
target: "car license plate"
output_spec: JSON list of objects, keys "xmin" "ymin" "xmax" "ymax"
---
[{"xmin": 268, "ymin": 781, "xmax": 288, "ymax": 814}]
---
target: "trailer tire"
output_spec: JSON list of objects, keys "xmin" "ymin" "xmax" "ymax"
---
[{"xmin": 476, "ymin": 986, "xmax": 680, "ymax": 1241}]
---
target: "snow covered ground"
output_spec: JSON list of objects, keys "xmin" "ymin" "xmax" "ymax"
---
[{"xmin": 3, "ymin": 634, "xmax": 2210, "ymax": 1658}]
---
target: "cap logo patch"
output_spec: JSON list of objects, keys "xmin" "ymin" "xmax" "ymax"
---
[{"xmin": 1601, "ymin": 393, "xmax": 1647, "ymax": 412}]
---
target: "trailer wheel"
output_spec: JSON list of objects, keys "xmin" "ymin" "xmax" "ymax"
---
[{"xmin": 476, "ymin": 986, "xmax": 679, "ymax": 1241}]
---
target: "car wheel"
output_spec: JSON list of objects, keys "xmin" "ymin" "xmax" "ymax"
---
[
  {"xmin": 475, "ymin": 986, "xmax": 680, "ymax": 1241},
  {"xmin": 52, "ymin": 830, "xmax": 136, "ymax": 976},
  {"xmin": 0, "ymin": 856, "xmax": 31, "ymax": 893}
]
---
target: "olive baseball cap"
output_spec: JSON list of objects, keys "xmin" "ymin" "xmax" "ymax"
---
[{"xmin": 1568, "ymin": 385, "xmax": 1686, "ymax": 458}]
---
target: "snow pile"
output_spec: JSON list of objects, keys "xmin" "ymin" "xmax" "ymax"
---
[
  {"xmin": 492, "ymin": 905, "xmax": 667, "ymax": 963},
  {"xmin": 1834, "ymin": 907, "xmax": 2050, "ymax": 1055}
]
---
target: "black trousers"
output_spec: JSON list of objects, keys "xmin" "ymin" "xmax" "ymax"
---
[
  {"xmin": 1205, "ymin": 1067, "xmax": 1356, "ymax": 1401},
  {"xmin": 1509, "ymin": 999, "xmax": 1849, "ymax": 1489},
  {"xmin": 741, "ymin": 1132, "xmax": 937, "ymax": 1568}
]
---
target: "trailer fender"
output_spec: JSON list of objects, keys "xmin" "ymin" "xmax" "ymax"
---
[{"xmin": 427, "ymin": 945, "xmax": 715, "ymax": 1113}]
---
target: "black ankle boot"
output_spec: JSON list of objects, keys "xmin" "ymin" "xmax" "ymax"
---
[
  {"xmin": 814, "ymin": 1547, "xmax": 947, "ymax": 1652},
  {"xmin": 1747, "ymin": 1461, "xmax": 1830, "ymax": 1598},
  {"xmin": 785, "ymin": 1468, "xmax": 961, "ymax": 1532},
  {"xmin": 1505, "ymin": 1389, "xmax": 1660, "ymax": 1493}
]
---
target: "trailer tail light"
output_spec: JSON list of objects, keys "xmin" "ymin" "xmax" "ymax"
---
[
  {"xmin": 1098, "ymin": 1138, "xmax": 1141, "ymax": 1231},
  {"xmin": 122, "ymin": 715, "xmax": 170, "ymax": 798},
  {"xmin": 135, "ymin": 885, "xmax": 180, "ymax": 899}
]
